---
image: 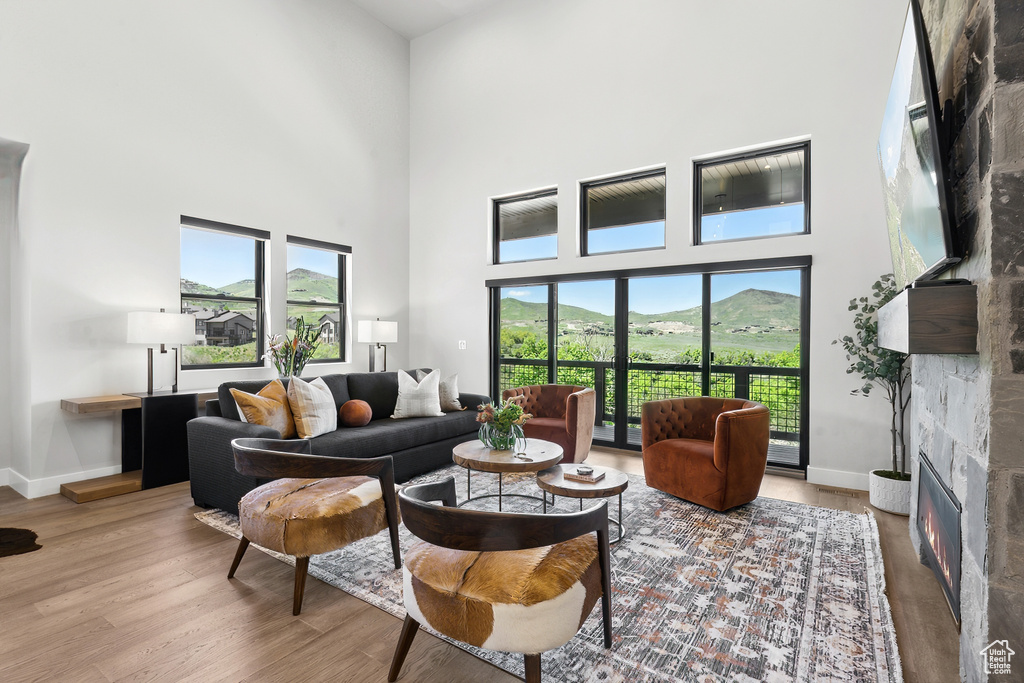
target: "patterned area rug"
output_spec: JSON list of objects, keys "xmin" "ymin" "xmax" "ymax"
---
[{"xmin": 196, "ymin": 465, "xmax": 902, "ymax": 682}]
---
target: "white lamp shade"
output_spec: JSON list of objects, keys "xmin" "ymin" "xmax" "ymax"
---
[
  {"xmin": 127, "ymin": 311, "xmax": 196, "ymax": 345},
  {"xmin": 357, "ymin": 319, "xmax": 398, "ymax": 344}
]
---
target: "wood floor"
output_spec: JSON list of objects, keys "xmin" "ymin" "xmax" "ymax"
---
[{"xmin": 0, "ymin": 447, "xmax": 959, "ymax": 682}]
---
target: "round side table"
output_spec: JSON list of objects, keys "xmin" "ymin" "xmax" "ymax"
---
[{"xmin": 536, "ymin": 464, "xmax": 629, "ymax": 542}]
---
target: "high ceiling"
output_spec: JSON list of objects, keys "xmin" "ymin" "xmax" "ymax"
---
[{"xmin": 350, "ymin": 0, "xmax": 500, "ymax": 39}]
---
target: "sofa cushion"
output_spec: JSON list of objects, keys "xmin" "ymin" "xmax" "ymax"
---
[
  {"xmin": 346, "ymin": 372, "xmax": 400, "ymax": 421},
  {"xmin": 309, "ymin": 409, "xmax": 479, "ymax": 459},
  {"xmin": 340, "ymin": 399, "xmax": 373, "ymax": 427},
  {"xmin": 320, "ymin": 374, "xmax": 351, "ymax": 408},
  {"xmin": 393, "ymin": 369, "xmax": 444, "ymax": 419},
  {"xmin": 288, "ymin": 377, "xmax": 338, "ymax": 438},
  {"xmin": 219, "ymin": 379, "xmax": 286, "ymax": 422},
  {"xmin": 230, "ymin": 379, "xmax": 296, "ymax": 439}
]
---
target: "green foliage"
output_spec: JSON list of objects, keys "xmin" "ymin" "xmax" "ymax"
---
[
  {"xmin": 182, "ymin": 342, "xmax": 258, "ymax": 365},
  {"xmin": 265, "ymin": 317, "xmax": 327, "ymax": 376},
  {"xmin": 831, "ymin": 274, "xmax": 911, "ymax": 475}
]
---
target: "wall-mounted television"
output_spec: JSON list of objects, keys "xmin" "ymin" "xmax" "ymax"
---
[{"xmin": 878, "ymin": 0, "xmax": 960, "ymax": 290}]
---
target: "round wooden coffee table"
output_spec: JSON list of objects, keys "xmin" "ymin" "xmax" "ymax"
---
[
  {"xmin": 452, "ymin": 438, "xmax": 563, "ymax": 511},
  {"xmin": 536, "ymin": 464, "xmax": 629, "ymax": 542}
]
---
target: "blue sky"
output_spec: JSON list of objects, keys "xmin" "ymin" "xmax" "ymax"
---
[
  {"xmin": 180, "ymin": 228, "xmax": 336, "ymax": 288},
  {"xmin": 504, "ymin": 269, "xmax": 801, "ymax": 315},
  {"xmin": 701, "ymin": 205, "xmax": 803, "ymax": 242},
  {"xmin": 180, "ymin": 228, "xmax": 254, "ymax": 288}
]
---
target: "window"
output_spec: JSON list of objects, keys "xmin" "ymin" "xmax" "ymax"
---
[
  {"xmin": 286, "ymin": 236, "xmax": 349, "ymax": 362},
  {"xmin": 695, "ymin": 142, "xmax": 810, "ymax": 244},
  {"xmin": 581, "ymin": 169, "xmax": 666, "ymax": 255},
  {"xmin": 180, "ymin": 216, "xmax": 268, "ymax": 368},
  {"xmin": 493, "ymin": 189, "xmax": 558, "ymax": 264},
  {"xmin": 488, "ymin": 256, "xmax": 810, "ymax": 469}
]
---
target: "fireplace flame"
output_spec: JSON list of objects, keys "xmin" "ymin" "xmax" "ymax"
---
[{"xmin": 922, "ymin": 497, "xmax": 953, "ymax": 587}]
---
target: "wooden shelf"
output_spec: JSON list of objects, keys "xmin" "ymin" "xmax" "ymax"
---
[
  {"xmin": 878, "ymin": 284, "xmax": 978, "ymax": 355},
  {"xmin": 60, "ymin": 395, "xmax": 141, "ymax": 414},
  {"xmin": 60, "ymin": 471, "xmax": 143, "ymax": 503}
]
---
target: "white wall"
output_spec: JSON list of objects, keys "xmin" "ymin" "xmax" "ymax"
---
[
  {"xmin": 0, "ymin": 0, "xmax": 410, "ymax": 495},
  {"xmin": 409, "ymin": 0, "xmax": 908, "ymax": 488},
  {"xmin": 0, "ymin": 138, "xmax": 31, "ymax": 487}
]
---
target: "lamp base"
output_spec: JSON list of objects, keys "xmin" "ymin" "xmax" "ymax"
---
[{"xmin": 367, "ymin": 344, "xmax": 376, "ymax": 373}]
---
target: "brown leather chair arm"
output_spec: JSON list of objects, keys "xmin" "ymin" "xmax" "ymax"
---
[
  {"xmin": 565, "ymin": 387, "xmax": 595, "ymax": 436},
  {"xmin": 712, "ymin": 403, "xmax": 770, "ymax": 473}
]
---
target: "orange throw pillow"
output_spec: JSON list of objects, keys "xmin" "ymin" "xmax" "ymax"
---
[{"xmin": 230, "ymin": 379, "xmax": 297, "ymax": 439}]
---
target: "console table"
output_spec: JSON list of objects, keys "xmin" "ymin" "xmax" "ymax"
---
[{"xmin": 59, "ymin": 390, "xmax": 216, "ymax": 502}]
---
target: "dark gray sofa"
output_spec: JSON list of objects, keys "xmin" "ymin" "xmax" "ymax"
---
[{"xmin": 187, "ymin": 370, "xmax": 488, "ymax": 513}]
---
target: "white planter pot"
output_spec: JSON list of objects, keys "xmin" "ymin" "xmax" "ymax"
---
[{"xmin": 869, "ymin": 470, "xmax": 912, "ymax": 516}]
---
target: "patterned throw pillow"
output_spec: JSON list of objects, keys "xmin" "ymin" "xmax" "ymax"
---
[
  {"xmin": 287, "ymin": 376, "xmax": 338, "ymax": 438},
  {"xmin": 230, "ymin": 379, "xmax": 296, "ymax": 439},
  {"xmin": 392, "ymin": 369, "xmax": 444, "ymax": 418}
]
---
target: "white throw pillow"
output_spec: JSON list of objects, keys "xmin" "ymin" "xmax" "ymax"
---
[
  {"xmin": 439, "ymin": 373, "xmax": 463, "ymax": 412},
  {"xmin": 392, "ymin": 369, "xmax": 444, "ymax": 419},
  {"xmin": 287, "ymin": 376, "xmax": 338, "ymax": 438}
]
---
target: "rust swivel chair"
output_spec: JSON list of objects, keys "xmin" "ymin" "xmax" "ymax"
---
[
  {"xmin": 640, "ymin": 397, "xmax": 770, "ymax": 512},
  {"xmin": 502, "ymin": 385, "xmax": 596, "ymax": 464},
  {"xmin": 227, "ymin": 438, "xmax": 402, "ymax": 615},
  {"xmin": 388, "ymin": 475, "xmax": 612, "ymax": 683}
]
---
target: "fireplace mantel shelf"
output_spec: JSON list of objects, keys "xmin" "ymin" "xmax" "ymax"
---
[{"xmin": 877, "ymin": 284, "xmax": 978, "ymax": 355}]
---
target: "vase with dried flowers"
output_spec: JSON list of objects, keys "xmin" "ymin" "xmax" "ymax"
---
[
  {"xmin": 476, "ymin": 398, "xmax": 532, "ymax": 451},
  {"xmin": 264, "ymin": 317, "xmax": 327, "ymax": 379}
]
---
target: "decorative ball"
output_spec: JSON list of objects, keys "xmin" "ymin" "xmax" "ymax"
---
[{"xmin": 340, "ymin": 399, "xmax": 373, "ymax": 427}]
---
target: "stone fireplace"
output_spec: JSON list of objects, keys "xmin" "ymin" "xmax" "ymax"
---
[{"xmin": 909, "ymin": 0, "xmax": 1024, "ymax": 680}]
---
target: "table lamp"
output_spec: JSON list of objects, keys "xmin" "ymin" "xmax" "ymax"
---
[
  {"xmin": 357, "ymin": 318, "xmax": 398, "ymax": 372},
  {"xmin": 128, "ymin": 309, "xmax": 197, "ymax": 394}
]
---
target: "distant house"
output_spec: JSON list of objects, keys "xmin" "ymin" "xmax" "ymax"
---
[
  {"xmin": 206, "ymin": 311, "xmax": 255, "ymax": 346},
  {"xmin": 181, "ymin": 305, "xmax": 220, "ymax": 345},
  {"xmin": 318, "ymin": 312, "xmax": 340, "ymax": 344}
]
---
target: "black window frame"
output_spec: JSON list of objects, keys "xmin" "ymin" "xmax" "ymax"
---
[
  {"xmin": 580, "ymin": 168, "xmax": 667, "ymax": 257},
  {"xmin": 180, "ymin": 215, "xmax": 269, "ymax": 370},
  {"xmin": 492, "ymin": 188, "xmax": 559, "ymax": 265},
  {"xmin": 486, "ymin": 255, "xmax": 811, "ymax": 471},
  {"xmin": 693, "ymin": 140, "xmax": 811, "ymax": 245},
  {"xmin": 286, "ymin": 235, "xmax": 351, "ymax": 364}
]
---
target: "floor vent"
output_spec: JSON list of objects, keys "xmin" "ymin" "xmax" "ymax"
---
[{"xmin": 816, "ymin": 487, "xmax": 858, "ymax": 498}]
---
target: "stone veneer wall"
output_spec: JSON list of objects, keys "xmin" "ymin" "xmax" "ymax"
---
[{"xmin": 911, "ymin": 0, "xmax": 1024, "ymax": 679}]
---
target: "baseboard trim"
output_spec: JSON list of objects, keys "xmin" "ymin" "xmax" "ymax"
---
[
  {"xmin": 806, "ymin": 466, "xmax": 869, "ymax": 492},
  {"xmin": 7, "ymin": 465, "xmax": 123, "ymax": 499},
  {"xmin": 0, "ymin": 468, "xmax": 9, "ymax": 487}
]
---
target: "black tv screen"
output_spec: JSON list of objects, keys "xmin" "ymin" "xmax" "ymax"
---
[{"xmin": 878, "ymin": 0, "xmax": 959, "ymax": 290}]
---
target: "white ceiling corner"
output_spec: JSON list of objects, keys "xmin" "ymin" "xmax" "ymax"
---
[{"xmin": 350, "ymin": 0, "xmax": 500, "ymax": 40}]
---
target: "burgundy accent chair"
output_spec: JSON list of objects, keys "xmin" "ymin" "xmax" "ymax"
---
[
  {"xmin": 641, "ymin": 397, "xmax": 770, "ymax": 512},
  {"xmin": 501, "ymin": 385, "xmax": 596, "ymax": 464}
]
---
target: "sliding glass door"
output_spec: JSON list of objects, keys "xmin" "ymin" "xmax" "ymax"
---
[{"xmin": 491, "ymin": 258, "xmax": 809, "ymax": 470}]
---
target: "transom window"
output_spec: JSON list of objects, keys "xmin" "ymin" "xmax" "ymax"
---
[
  {"xmin": 179, "ymin": 216, "xmax": 267, "ymax": 368},
  {"xmin": 493, "ymin": 189, "xmax": 558, "ymax": 264},
  {"xmin": 286, "ymin": 236, "xmax": 349, "ymax": 362},
  {"xmin": 581, "ymin": 169, "xmax": 666, "ymax": 255},
  {"xmin": 695, "ymin": 142, "xmax": 810, "ymax": 244}
]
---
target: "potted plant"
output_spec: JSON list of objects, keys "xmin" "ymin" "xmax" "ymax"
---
[
  {"xmin": 832, "ymin": 274, "xmax": 912, "ymax": 515},
  {"xmin": 476, "ymin": 398, "xmax": 533, "ymax": 451},
  {"xmin": 264, "ymin": 317, "xmax": 327, "ymax": 378}
]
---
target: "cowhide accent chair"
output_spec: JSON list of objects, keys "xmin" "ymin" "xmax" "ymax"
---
[
  {"xmin": 388, "ymin": 476, "xmax": 613, "ymax": 683},
  {"xmin": 641, "ymin": 397, "xmax": 770, "ymax": 512},
  {"xmin": 228, "ymin": 438, "xmax": 401, "ymax": 615},
  {"xmin": 501, "ymin": 384, "xmax": 596, "ymax": 464}
]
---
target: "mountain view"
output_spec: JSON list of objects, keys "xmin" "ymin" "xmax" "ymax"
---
[
  {"xmin": 179, "ymin": 268, "xmax": 339, "ymax": 302},
  {"xmin": 501, "ymin": 288, "xmax": 800, "ymax": 361}
]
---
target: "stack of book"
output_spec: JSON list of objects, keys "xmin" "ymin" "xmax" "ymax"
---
[{"xmin": 564, "ymin": 469, "xmax": 605, "ymax": 484}]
